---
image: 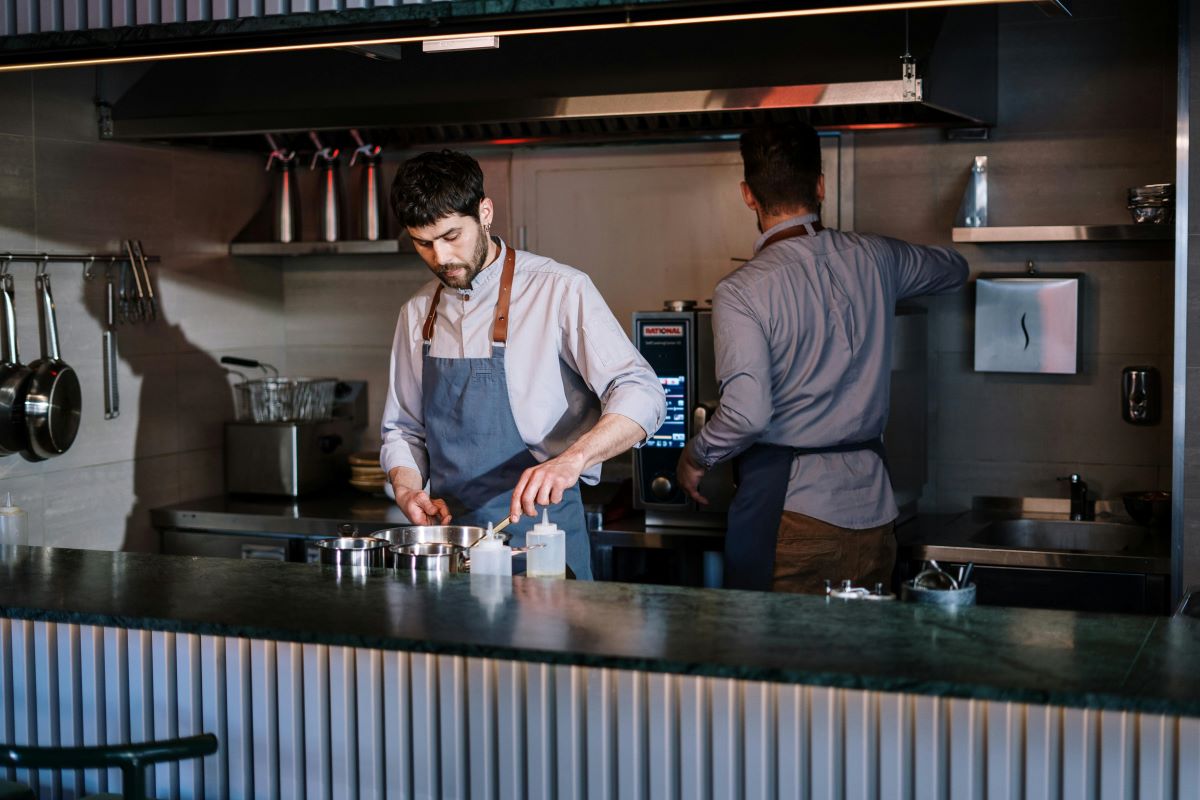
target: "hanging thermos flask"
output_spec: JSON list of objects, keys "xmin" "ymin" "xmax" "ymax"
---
[
  {"xmin": 350, "ymin": 129, "xmax": 385, "ymax": 242},
  {"xmin": 265, "ymin": 134, "xmax": 301, "ymax": 244},
  {"xmin": 309, "ymin": 131, "xmax": 344, "ymax": 243}
]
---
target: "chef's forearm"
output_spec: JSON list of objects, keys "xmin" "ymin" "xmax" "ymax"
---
[
  {"xmin": 388, "ymin": 466, "xmax": 425, "ymax": 494},
  {"xmin": 558, "ymin": 413, "xmax": 647, "ymax": 472}
]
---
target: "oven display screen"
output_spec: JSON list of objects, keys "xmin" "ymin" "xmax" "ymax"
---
[{"xmin": 647, "ymin": 375, "xmax": 687, "ymax": 449}]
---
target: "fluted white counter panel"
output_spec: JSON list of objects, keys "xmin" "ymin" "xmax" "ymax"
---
[{"xmin": 0, "ymin": 617, "xmax": 1196, "ymax": 800}]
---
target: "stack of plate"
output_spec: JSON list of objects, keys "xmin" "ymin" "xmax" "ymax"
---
[{"xmin": 349, "ymin": 451, "xmax": 387, "ymax": 495}]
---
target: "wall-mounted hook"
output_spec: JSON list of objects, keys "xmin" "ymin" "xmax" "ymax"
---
[
  {"xmin": 36, "ymin": 254, "xmax": 49, "ymax": 277},
  {"xmin": 0, "ymin": 254, "xmax": 11, "ymax": 277},
  {"xmin": 83, "ymin": 255, "xmax": 98, "ymax": 281},
  {"xmin": 1026, "ymin": 258, "xmax": 1038, "ymax": 275}
]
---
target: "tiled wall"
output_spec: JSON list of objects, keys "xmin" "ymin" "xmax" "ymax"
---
[
  {"xmin": 855, "ymin": 1, "xmax": 1177, "ymax": 512},
  {"xmin": 0, "ymin": 67, "xmax": 281, "ymax": 551}
]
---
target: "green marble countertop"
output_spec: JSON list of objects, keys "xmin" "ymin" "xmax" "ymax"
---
[{"xmin": 1, "ymin": 546, "xmax": 1198, "ymax": 716}]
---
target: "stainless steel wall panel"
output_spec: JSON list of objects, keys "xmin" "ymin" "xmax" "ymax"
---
[
  {"xmin": 382, "ymin": 650, "xmax": 413, "ymax": 800},
  {"xmin": 109, "ymin": 0, "xmax": 131, "ymax": 26},
  {"xmin": 646, "ymin": 672, "xmax": 679, "ymax": 800},
  {"xmin": 495, "ymin": 660, "xmax": 525, "ymax": 800},
  {"xmin": 101, "ymin": 627, "xmax": 129, "ymax": 793},
  {"xmin": 742, "ymin": 681, "xmax": 776, "ymax": 800},
  {"xmin": 85, "ymin": 0, "xmax": 109, "ymax": 28},
  {"xmin": 913, "ymin": 695, "xmax": 948, "ymax": 800},
  {"xmin": 438, "ymin": 655, "xmax": 468, "ymax": 799},
  {"xmin": 223, "ymin": 637, "xmax": 253, "ymax": 799},
  {"xmin": 175, "ymin": 633, "xmax": 204, "ymax": 800},
  {"xmin": 235, "ymin": 0, "xmax": 259, "ymax": 17},
  {"xmin": 878, "ymin": 692, "xmax": 913, "ymax": 800},
  {"xmin": 843, "ymin": 688, "xmax": 876, "ymax": 800},
  {"xmin": 10, "ymin": 620, "xmax": 35, "ymax": 794},
  {"xmin": 467, "ymin": 657, "xmax": 498, "ymax": 800},
  {"xmin": 210, "ymin": 0, "xmax": 230, "ymax": 19},
  {"xmin": 0, "ymin": 0, "xmax": 15, "ymax": 36},
  {"xmin": 54, "ymin": 624, "xmax": 82, "ymax": 799},
  {"xmin": 410, "ymin": 652, "xmax": 440, "ymax": 799},
  {"xmin": 61, "ymin": 0, "xmax": 82, "ymax": 30},
  {"xmin": 1100, "ymin": 710, "xmax": 1135, "ymax": 800},
  {"xmin": 1025, "ymin": 705, "xmax": 1063, "ymax": 800},
  {"xmin": 524, "ymin": 662, "xmax": 554, "ymax": 800},
  {"xmin": 709, "ymin": 678, "xmax": 742, "ymax": 800},
  {"xmin": 809, "ymin": 686, "xmax": 843, "ymax": 800},
  {"xmin": 1062, "ymin": 707, "xmax": 1100, "ymax": 800},
  {"xmin": 985, "ymin": 701, "xmax": 1023, "ymax": 800},
  {"xmin": 354, "ymin": 647, "xmax": 384, "ymax": 800},
  {"xmin": 948, "ymin": 698, "xmax": 984, "ymax": 800},
  {"xmin": 776, "ymin": 684, "xmax": 808, "ymax": 800},
  {"xmin": 1137, "ymin": 714, "xmax": 1176, "ymax": 800},
  {"xmin": 553, "ymin": 665, "xmax": 586, "ymax": 800},
  {"xmin": 1180, "ymin": 717, "xmax": 1200, "ymax": 799},
  {"xmin": 152, "ymin": 631, "xmax": 180, "ymax": 799},
  {"xmin": 586, "ymin": 667, "xmax": 616, "ymax": 800},
  {"xmin": 13, "ymin": 0, "xmax": 35, "ymax": 33},
  {"xmin": 133, "ymin": 0, "xmax": 154, "ymax": 24},
  {"xmin": 32, "ymin": 621, "xmax": 60, "ymax": 798},
  {"xmin": 78, "ymin": 625, "xmax": 107, "ymax": 795},
  {"xmin": 616, "ymin": 669, "xmax": 648, "ymax": 800},
  {"xmin": 37, "ymin": 0, "xmax": 59, "ymax": 32},
  {"xmin": 678, "ymin": 675, "xmax": 710, "ymax": 800},
  {"xmin": 249, "ymin": 639, "xmax": 279, "ymax": 800},
  {"xmin": 301, "ymin": 643, "xmax": 331, "ymax": 800},
  {"xmin": 328, "ymin": 646, "xmax": 357, "ymax": 799},
  {"xmin": 275, "ymin": 641, "xmax": 303, "ymax": 800},
  {"xmin": 199, "ymin": 635, "xmax": 228, "ymax": 800}
]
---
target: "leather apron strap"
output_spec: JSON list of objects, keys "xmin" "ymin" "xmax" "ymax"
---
[
  {"xmin": 759, "ymin": 220, "xmax": 823, "ymax": 250},
  {"xmin": 421, "ymin": 240, "xmax": 516, "ymax": 345}
]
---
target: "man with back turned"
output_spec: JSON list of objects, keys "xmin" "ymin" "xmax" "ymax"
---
[{"xmin": 677, "ymin": 122, "xmax": 969, "ymax": 593}]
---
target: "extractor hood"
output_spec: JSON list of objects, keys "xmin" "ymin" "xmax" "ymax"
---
[{"xmin": 105, "ymin": 6, "xmax": 1001, "ymax": 149}]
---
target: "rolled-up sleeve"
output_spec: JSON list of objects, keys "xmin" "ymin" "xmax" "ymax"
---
[
  {"xmin": 686, "ymin": 281, "xmax": 772, "ymax": 468},
  {"xmin": 379, "ymin": 303, "xmax": 430, "ymax": 481},
  {"xmin": 564, "ymin": 275, "xmax": 666, "ymax": 443}
]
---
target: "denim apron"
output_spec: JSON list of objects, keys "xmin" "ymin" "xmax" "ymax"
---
[
  {"xmin": 720, "ymin": 220, "xmax": 889, "ymax": 591},
  {"xmin": 420, "ymin": 243, "xmax": 592, "ymax": 579}
]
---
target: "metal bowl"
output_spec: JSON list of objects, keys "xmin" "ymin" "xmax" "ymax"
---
[{"xmin": 1128, "ymin": 205, "xmax": 1174, "ymax": 225}]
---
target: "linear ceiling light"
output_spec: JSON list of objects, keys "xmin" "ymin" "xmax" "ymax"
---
[{"xmin": 0, "ymin": 0, "xmax": 1058, "ymax": 73}]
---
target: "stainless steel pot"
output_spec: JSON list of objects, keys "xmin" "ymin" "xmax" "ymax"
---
[
  {"xmin": 316, "ymin": 536, "xmax": 388, "ymax": 568},
  {"xmin": 24, "ymin": 272, "xmax": 80, "ymax": 460},
  {"xmin": 373, "ymin": 525, "xmax": 496, "ymax": 549},
  {"xmin": 388, "ymin": 542, "xmax": 468, "ymax": 574}
]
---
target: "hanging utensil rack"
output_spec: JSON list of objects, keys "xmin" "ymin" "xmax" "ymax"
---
[{"xmin": 0, "ymin": 250, "xmax": 160, "ymax": 279}]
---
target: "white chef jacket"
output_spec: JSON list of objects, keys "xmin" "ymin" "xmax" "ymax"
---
[{"xmin": 381, "ymin": 240, "xmax": 666, "ymax": 486}]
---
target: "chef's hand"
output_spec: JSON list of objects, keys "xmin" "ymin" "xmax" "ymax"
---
[
  {"xmin": 394, "ymin": 488, "xmax": 452, "ymax": 525},
  {"xmin": 509, "ymin": 454, "xmax": 584, "ymax": 521},
  {"xmin": 676, "ymin": 450, "xmax": 709, "ymax": 505}
]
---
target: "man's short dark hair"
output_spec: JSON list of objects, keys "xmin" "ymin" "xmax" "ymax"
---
[
  {"xmin": 739, "ymin": 122, "xmax": 822, "ymax": 214},
  {"xmin": 390, "ymin": 149, "xmax": 486, "ymax": 229}
]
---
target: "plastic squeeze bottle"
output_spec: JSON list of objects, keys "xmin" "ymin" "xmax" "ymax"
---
[
  {"xmin": 470, "ymin": 522, "xmax": 512, "ymax": 577},
  {"xmin": 0, "ymin": 493, "xmax": 27, "ymax": 546},
  {"xmin": 527, "ymin": 509, "xmax": 566, "ymax": 578}
]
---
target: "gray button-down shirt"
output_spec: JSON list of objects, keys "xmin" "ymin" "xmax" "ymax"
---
[
  {"xmin": 382, "ymin": 241, "xmax": 667, "ymax": 486},
  {"xmin": 686, "ymin": 215, "xmax": 969, "ymax": 528}
]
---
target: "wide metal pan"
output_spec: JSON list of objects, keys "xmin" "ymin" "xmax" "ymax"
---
[
  {"xmin": 372, "ymin": 525, "xmax": 497, "ymax": 549},
  {"xmin": 23, "ymin": 272, "xmax": 81, "ymax": 460},
  {"xmin": 0, "ymin": 275, "xmax": 32, "ymax": 454}
]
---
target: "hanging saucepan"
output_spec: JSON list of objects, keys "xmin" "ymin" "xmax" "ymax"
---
[
  {"xmin": 23, "ymin": 269, "xmax": 80, "ymax": 460},
  {"xmin": 0, "ymin": 274, "xmax": 32, "ymax": 454}
]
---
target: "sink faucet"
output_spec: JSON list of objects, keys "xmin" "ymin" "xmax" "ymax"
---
[{"xmin": 1057, "ymin": 473, "xmax": 1090, "ymax": 520}]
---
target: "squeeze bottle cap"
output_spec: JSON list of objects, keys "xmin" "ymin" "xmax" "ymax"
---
[{"xmin": 531, "ymin": 508, "xmax": 560, "ymax": 536}]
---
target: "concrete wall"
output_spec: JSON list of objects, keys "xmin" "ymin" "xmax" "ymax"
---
[{"xmin": 0, "ymin": 67, "xmax": 281, "ymax": 551}]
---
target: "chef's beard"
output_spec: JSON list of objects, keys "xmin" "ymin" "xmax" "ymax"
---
[{"xmin": 436, "ymin": 226, "xmax": 491, "ymax": 289}]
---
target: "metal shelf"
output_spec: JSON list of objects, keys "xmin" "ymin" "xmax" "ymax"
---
[
  {"xmin": 951, "ymin": 225, "xmax": 1174, "ymax": 243},
  {"xmin": 230, "ymin": 239, "xmax": 410, "ymax": 256}
]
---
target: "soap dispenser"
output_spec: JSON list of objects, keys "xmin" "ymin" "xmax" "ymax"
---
[
  {"xmin": 527, "ymin": 509, "xmax": 566, "ymax": 578},
  {"xmin": 470, "ymin": 523, "xmax": 512, "ymax": 577}
]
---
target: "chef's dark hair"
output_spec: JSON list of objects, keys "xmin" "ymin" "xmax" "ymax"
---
[
  {"xmin": 740, "ymin": 122, "xmax": 822, "ymax": 214},
  {"xmin": 391, "ymin": 149, "xmax": 486, "ymax": 228}
]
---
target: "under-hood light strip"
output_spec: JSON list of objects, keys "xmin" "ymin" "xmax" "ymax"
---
[{"xmin": 0, "ymin": 0, "xmax": 1040, "ymax": 73}]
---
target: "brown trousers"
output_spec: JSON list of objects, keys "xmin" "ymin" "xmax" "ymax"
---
[{"xmin": 771, "ymin": 511, "xmax": 897, "ymax": 595}]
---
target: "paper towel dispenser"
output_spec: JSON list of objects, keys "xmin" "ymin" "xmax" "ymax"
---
[{"xmin": 974, "ymin": 275, "xmax": 1082, "ymax": 375}]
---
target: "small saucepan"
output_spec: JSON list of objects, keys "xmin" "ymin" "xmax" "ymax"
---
[
  {"xmin": 389, "ymin": 542, "xmax": 468, "ymax": 574},
  {"xmin": 23, "ymin": 271, "xmax": 81, "ymax": 461},
  {"xmin": 0, "ymin": 275, "xmax": 32, "ymax": 454}
]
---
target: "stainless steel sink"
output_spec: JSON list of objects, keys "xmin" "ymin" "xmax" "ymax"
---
[{"xmin": 969, "ymin": 518, "xmax": 1149, "ymax": 553}]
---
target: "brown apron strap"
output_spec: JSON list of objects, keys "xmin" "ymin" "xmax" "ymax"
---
[
  {"xmin": 421, "ymin": 284, "xmax": 444, "ymax": 343},
  {"xmin": 491, "ymin": 243, "xmax": 516, "ymax": 345},
  {"xmin": 760, "ymin": 220, "xmax": 824, "ymax": 250}
]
